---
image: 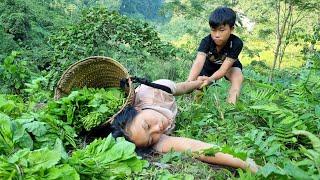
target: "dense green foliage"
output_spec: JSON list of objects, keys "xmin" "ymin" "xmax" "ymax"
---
[
  {"xmin": 48, "ymin": 7, "xmax": 189, "ymax": 86},
  {"xmin": 0, "ymin": 134, "xmax": 146, "ymax": 179},
  {"xmin": 50, "ymin": 8, "xmax": 176, "ymax": 68},
  {"xmin": 0, "ymin": 88, "xmax": 145, "ymax": 179},
  {"xmin": 0, "ymin": 0, "xmax": 319, "ymax": 179},
  {"xmin": 175, "ymin": 65, "xmax": 320, "ymax": 179},
  {"xmin": 0, "ymin": 51, "xmax": 37, "ymax": 94},
  {"xmin": 120, "ymin": 0, "xmax": 164, "ymax": 20},
  {"xmin": 0, "ymin": 0, "xmax": 71, "ymax": 61}
]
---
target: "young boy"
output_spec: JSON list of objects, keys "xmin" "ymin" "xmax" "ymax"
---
[{"xmin": 187, "ymin": 7, "xmax": 244, "ymax": 104}]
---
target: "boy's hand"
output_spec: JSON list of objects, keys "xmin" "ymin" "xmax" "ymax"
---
[
  {"xmin": 197, "ymin": 76, "xmax": 209, "ymax": 81},
  {"xmin": 197, "ymin": 76, "xmax": 213, "ymax": 89},
  {"xmin": 193, "ymin": 78, "xmax": 205, "ymax": 89},
  {"xmin": 195, "ymin": 76, "xmax": 209, "ymax": 89}
]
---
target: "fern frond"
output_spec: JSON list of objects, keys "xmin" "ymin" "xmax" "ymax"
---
[
  {"xmin": 248, "ymin": 88, "xmax": 277, "ymax": 102},
  {"xmin": 293, "ymin": 130, "xmax": 320, "ymax": 153},
  {"xmin": 249, "ymin": 103, "xmax": 298, "ymax": 125}
]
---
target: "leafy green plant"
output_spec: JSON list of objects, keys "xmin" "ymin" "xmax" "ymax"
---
[
  {"xmin": 0, "ymin": 94, "xmax": 25, "ymax": 118},
  {"xmin": 68, "ymin": 135, "xmax": 147, "ymax": 179},
  {"xmin": 0, "ymin": 147, "xmax": 79, "ymax": 180},
  {"xmin": 0, "ymin": 113, "xmax": 33, "ymax": 155},
  {"xmin": 0, "ymin": 51, "xmax": 35, "ymax": 94},
  {"xmin": 24, "ymin": 76, "xmax": 52, "ymax": 104},
  {"xmin": 16, "ymin": 112, "xmax": 77, "ymax": 149}
]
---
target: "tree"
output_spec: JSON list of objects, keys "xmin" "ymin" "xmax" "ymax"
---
[
  {"xmin": 269, "ymin": 0, "xmax": 319, "ymax": 81},
  {"xmin": 120, "ymin": 0, "xmax": 163, "ymax": 20},
  {"xmin": 0, "ymin": 0, "xmax": 31, "ymax": 41}
]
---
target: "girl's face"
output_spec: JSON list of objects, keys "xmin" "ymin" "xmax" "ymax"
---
[
  {"xmin": 210, "ymin": 24, "xmax": 233, "ymax": 47},
  {"xmin": 126, "ymin": 109, "xmax": 170, "ymax": 147}
]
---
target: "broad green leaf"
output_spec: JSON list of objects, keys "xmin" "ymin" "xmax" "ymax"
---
[
  {"xmin": 46, "ymin": 164, "xmax": 80, "ymax": 180},
  {"xmin": 27, "ymin": 148, "xmax": 61, "ymax": 172},
  {"xmin": 107, "ymin": 162, "xmax": 132, "ymax": 178},
  {"xmin": 69, "ymin": 135, "xmax": 145, "ymax": 179},
  {"xmin": 22, "ymin": 121, "xmax": 47, "ymax": 137},
  {"xmin": 115, "ymin": 137, "xmax": 136, "ymax": 160},
  {"xmin": 7, "ymin": 148, "xmax": 30, "ymax": 164},
  {"xmin": 125, "ymin": 157, "xmax": 148, "ymax": 172},
  {"xmin": 94, "ymin": 134, "xmax": 114, "ymax": 153},
  {"xmin": 0, "ymin": 98, "xmax": 15, "ymax": 113},
  {"xmin": 0, "ymin": 114, "xmax": 14, "ymax": 154},
  {"xmin": 96, "ymin": 104, "xmax": 109, "ymax": 113},
  {"xmin": 14, "ymin": 130, "xmax": 33, "ymax": 151},
  {"xmin": 54, "ymin": 138, "xmax": 68, "ymax": 160}
]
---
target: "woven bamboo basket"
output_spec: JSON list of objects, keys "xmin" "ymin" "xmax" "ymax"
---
[{"xmin": 54, "ymin": 56, "xmax": 134, "ymax": 124}]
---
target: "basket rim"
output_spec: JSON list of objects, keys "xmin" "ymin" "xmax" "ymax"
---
[
  {"xmin": 55, "ymin": 56, "xmax": 130, "ymax": 92},
  {"xmin": 106, "ymin": 77, "xmax": 134, "ymax": 125}
]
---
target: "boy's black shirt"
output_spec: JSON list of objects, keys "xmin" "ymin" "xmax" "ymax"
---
[{"xmin": 197, "ymin": 34, "xmax": 243, "ymax": 66}]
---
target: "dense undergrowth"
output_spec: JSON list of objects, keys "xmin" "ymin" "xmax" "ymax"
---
[
  {"xmin": 175, "ymin": 65, "xmax": 320, "ymax": 179},
  {"xmin": 1, "ymin": 5, "xmax": 320, "ymax": 179}
]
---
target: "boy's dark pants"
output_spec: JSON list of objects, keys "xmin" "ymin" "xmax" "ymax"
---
[{"xmin": 199, "ymin": 60, "xmax": 243, "ymax": 81}]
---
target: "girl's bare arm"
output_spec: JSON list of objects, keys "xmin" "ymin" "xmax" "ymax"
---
[
  {"xmin": 174, "ymin": 80, "xmax": 204, "ymax": 96},
  {"xmin": 153, "ymin": 135, "xmax": 258, "ymax": 173}
]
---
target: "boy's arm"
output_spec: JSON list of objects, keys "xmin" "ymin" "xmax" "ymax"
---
[
  {"xmin": 153, "ymin": 135, "xmax": 258, "ymax": 173},
  {"xmin": 200, "ymin": 57, "xmax": 235, "ymax": 88},
  {"xmin": 187, "ymin": 53, "xmax": 206, "ymax": 81}
]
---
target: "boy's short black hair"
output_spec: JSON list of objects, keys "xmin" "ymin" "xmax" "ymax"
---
[
  {"xmin": 111, "ymin": 106, "xmax": 138, "ymax": 141},
  {"xmin": 209, "ymin": 7, "xmax": 236, "ymax": 29}
]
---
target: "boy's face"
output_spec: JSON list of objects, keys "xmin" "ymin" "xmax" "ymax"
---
[{"xmin": 210, "ymin": 24, "xmax": 234, "ymax": 47}]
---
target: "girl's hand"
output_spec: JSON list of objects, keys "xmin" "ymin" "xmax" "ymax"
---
[{"xmin": 246, "ymin": 158, "xmax": 260, "ymax": 173}]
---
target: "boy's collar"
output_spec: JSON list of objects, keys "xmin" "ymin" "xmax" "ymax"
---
[
  {"xmin": 212, "ymin": 34, "xmax": 233, "ymax": 50},
  {"xmin": 226, "ymin": 34, "xmax": 233, "ymax": 48}
]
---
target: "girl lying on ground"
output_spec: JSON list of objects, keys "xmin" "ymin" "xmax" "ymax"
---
[{"xmin": 111, "ymin": 79, "xmax": 259, "ymax": 173}]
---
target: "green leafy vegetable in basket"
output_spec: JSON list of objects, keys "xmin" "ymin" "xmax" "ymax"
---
[{"xmin": 47, "ymin": 87, "xmax": 126, "ymax": 132}]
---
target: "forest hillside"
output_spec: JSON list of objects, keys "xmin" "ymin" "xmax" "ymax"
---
[{"xmin": 0, "ymin": 0, "xmax": 319, "ymax": 179}]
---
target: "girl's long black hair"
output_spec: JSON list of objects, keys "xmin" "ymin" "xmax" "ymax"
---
[
  {"xmin": 111, "ymin": 106, "xmax": 138, "ymax": 141},
  {"xmin": 111, "ymin": 106, "xmax": 154, "ymax": 156}
]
